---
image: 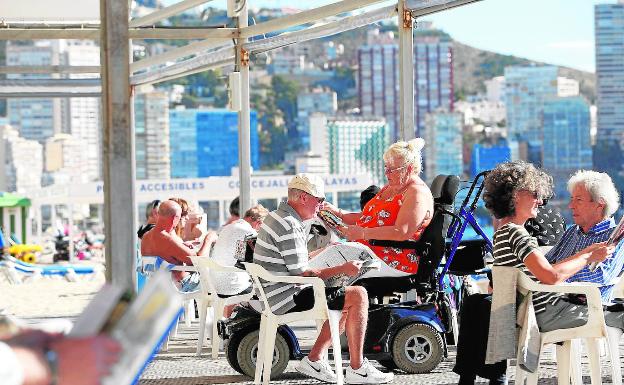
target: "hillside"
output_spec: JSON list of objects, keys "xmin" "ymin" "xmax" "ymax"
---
[
  {"xmin": 300, "ymin": 26, "xmax": 597, "ymax": 103},
  {"xmin": 453, "ymin": 41, "xmax": 596, "ymax": 102}
]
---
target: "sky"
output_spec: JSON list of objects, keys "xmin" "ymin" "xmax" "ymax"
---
[{"xmin": 170, "ymin": 0, "xmax": 618, "ymax": 73}]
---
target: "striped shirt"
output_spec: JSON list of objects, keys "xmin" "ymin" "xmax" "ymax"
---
[
  {"xmin": 253, "ymin": 202, "xmax": 310, "ymax": 315},
  {"xmin": 493, "ymin": 223, "xmax": 559, "ymax": 314},
  {"xmin": 546, "ymin": 218, "xmax": 624, "ymax": 303}
]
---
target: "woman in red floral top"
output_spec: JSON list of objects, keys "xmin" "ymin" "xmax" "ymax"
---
[{"xmin": 323, "ymin": 138, "xmax": 434, "ymax": 275}]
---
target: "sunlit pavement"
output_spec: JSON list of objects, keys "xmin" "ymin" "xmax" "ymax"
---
[{"xmin": 139, "ymin": 320, "xmax": 623, "ymax": 385}]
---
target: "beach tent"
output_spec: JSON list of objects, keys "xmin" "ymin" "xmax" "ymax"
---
[{"xmin": 0, "ymin": 192, "xmax": 31, "ymax": 244}]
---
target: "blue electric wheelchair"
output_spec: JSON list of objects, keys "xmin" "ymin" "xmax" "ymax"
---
[{"xmin": 218, "ymin": 172, "xmax": 492, "ymax": 377}]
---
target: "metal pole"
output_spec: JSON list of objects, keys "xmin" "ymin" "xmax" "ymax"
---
[
  {"xmin": 218, "ymin": 200, "xmax": 224, "ymax": 227},
  {"xmin": 0, "ymin": 65, "xmax": 100, "ymax": 74},
  {"xmin": 100, "ymin": 0, "xmax": 136, "ymax": 288},
  {"xmin": 129, "ymin": 0, "xmax": 214, "ymax": 27},
  {"xmin": 237, "ymin": 4, "xmax": 252, "ymax": 215},
  {"xmin": 36, "ymin": 205, "xmax": 42, "ymax": 242},
  {"xmin": 398, "ymin": 0, "xmax": 415, "ymax": 141},
  {"xmin": 68, "ymin": 204, "xmax": 74, "ymax": 262},
  {"xmin": 51, "ymin": 205, "xmax": 57, "ymax": 231},
  {"xmin": 239, "ymin": 0, "xmax": 386, "ymax": 39},
  {"xmin": 131, "ymin": 40, "xmax": 232, "ymax": 73}
]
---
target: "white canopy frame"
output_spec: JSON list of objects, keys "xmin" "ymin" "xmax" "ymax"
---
[{"xmin": 0, "ymin": 0, "xmax": 481, "ymax": 289}]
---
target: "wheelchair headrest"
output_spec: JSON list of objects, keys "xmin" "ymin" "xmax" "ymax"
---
[{"xmin": 430, "ymin": 174, "xmax": 459, "ymax": 206}]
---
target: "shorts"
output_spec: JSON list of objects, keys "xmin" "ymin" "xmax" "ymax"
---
[
  {"xmin": 288, "ymin": 286, "xmax": 346, "ymax": 313},
  {"xmin": 179, "ymin": 272, "xmax": 200, "ymax": 293}
]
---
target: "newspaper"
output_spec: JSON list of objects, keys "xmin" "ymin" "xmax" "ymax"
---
[
  {"xmin": 608, "ymin": 216, "xmax": 624, "ymax": 245},
  {"xmin": 589, "ymin": 215, "xmax": 624, "ymax": 271},
  {"xmin": 69, "ymin": 284, "xmax": 127, "ymax": 337},
  {"xmin": 308, "ymin": 242, "xmax": 380, "ymax": 287},
  {"xmin": 102, "ymin": 272, "xmax": 183, "ymax": 385}
]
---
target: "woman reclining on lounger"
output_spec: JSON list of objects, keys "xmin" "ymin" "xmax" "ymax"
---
[{"xmin": 322, "ymin": 138, "xmax": 434, "ymax": 277}]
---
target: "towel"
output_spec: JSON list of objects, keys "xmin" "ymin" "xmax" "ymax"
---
[
  {"xmin": 516, "ymin": 292, "xmax": 541, "ymax": 372},
  {"xmin": 485, "ymin": 266, "xmax": 518, "ymax": 364}
]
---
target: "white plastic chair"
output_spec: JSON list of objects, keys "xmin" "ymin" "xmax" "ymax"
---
[
  {"xmin": 604, "ymin": 274, "xmax": 624, "ymax": 385},
  {"xmin": 512, "ymin": 269, "xmax": 608, "ymax": 385},
  {"xmin": 571, "ymin": 273, "xmax": 624, "ymax": 385},
  {"xmin": 190, "ymin": 256, "xmax": 253, "ymax": 358},
  {"xmin": 243, "ymin": 262, "xmax": 343, "ymax": 385},
  {"xmin": 139, "ymin": 256, "xmax": 204, "ymax": 350}
]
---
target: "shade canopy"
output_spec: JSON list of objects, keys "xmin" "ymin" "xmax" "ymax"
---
[{"xmin": 0, "ymin": 192, "xmax": 31, "ymax": 208}]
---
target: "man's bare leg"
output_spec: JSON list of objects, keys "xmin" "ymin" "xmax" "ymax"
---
[{"xmin": 308, "ymin": 286, "xmax": 368, "ymax": 369}]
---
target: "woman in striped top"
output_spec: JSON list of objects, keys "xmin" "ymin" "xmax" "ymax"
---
[{"xmin": 484, "ymin": 161, "xmax": 619, "ymax": 332}]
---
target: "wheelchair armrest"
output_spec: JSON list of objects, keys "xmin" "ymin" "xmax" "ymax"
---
[
  {"xmin": 169, "ymin": 265, "xmax": 197, "ymax": 273},
  {"xmin": 242, "ymin": 262, "xmax": 325, "ymax": 287},
  {"xmin": 517, "ymin": 271, "xmax": 605, "ymax": 329},
  {"xmin": 369, "ymin": 239, "xmax": 421, "ymax": 249}
]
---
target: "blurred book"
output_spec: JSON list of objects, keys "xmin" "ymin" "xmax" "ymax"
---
[{"xmin": 70, "ymin": 272, "xmax": 182, "ymax": 385}]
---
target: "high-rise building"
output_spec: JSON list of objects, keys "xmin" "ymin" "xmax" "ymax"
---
[
  {"xmin": 504, "ymin": 66, "xmax": 579, "ymax": 164},
  {"xmin": 44, "ymin": 133, "xmax": 88, "ymax": 186},
  {"xmin": 295, "ymin": 153, "xmax": 330, "ymax": 175},
  {"xmin": 135, "ymin": 91, "xmax": 170, "ymax": 179},
  {"xmin": 556, "ymin": 77, "xmax": 580, "ymax": 97},
  {"xmin": 542, "ymin": 96, "xmax": 592, "ymax": 199},
  {"xmin": 7, "ymin": 40, "xmax": 101, "ymax": 182},
  {"xmin": 423, "ymin": 111, "xmax": 463, "ymax": 181},
  {"xmin": 311, "ymin": 115, "xmax": 389, "ymax": 185},
  {"xmin": 357, "ymin": 31, "xmax": 453, "ymax": 139},
  {"xmin": 471, "ymin": 140, "xmax": 512, "ymax": 177},
  {"xmin": 504, "ymin": 66, "xmax": 558, "ymax": 149},
  {"xmin": 485, "ymin": 76, "xmax": 505, "ymax": 103},
  {"xmin": 62, "ymin": 40, "xmax": 101, "ymax": 181},
  {"xmin": 0, "ymin": 125, "xmax": 43, "ymax": 193},
  {"xmin": 169, "ymin": 109, "xmax": 259, "ymax": 178},
  {"xmin": 595, "ymin": 2, "xmax": 624, "ymax": 189},
  {"xmin": 297, "ymin": 90, "xmax": 337, "ymax": 150},
  {"xmin": 6, "ymin": 42, "xmax": 63, "ymax": 143}
]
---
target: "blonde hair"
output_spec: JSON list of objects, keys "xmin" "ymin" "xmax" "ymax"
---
[
  {"xmin": 168, "ymin": 197, "xmax": 189, "ymax": 237},
  {"xmin": 244, "ymin": 204, "xmax": 269, "ymax": 222},
  {"xmin": 383, "ymin": 138, "xmax": 426, "ymax": 174},
  {"xmin": 187, "ymin": 200, "xmax": 204, "ymax": 219}
]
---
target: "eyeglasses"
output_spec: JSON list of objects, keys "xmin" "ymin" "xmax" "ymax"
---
[
  {"xmin": 384, "ymin": 164, "xmax": 408, "ymax": 174},
  {"xmin": 150, "ymin": 199, "xmax": 161, "ymax": 210},
  {"xmin": 306, "ymin": 193, "xmax": 325, "ymax": 205},
  {"xmin": 521, "ymin": 190, "xmax": 546, "ymax": 203}
]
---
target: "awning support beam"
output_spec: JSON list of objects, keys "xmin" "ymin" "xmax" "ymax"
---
[
  {"xmin": 398, "ymin": 0, "xmax": 415, "ymax": 141},
  {"xmin": 100, "ymin": 0, "xmax": 136, "ymax": 289},
  {"xmin": 129, "ymin": 0, "xmax": 214, "ymax": 28}
]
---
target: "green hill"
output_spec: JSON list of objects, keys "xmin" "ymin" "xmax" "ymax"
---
[{"xmin": 452, "ymin": 41, "xmax": 596, "ymax": 102}]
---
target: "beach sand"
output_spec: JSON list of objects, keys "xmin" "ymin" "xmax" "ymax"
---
[{"xmin": 0, "ymin": 273, "xmax": 105, "ymax": 319}]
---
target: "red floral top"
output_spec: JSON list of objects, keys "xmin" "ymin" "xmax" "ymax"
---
[{"xmin": 356, "ymin": 186, "xmax": 428, "ymax": 274}]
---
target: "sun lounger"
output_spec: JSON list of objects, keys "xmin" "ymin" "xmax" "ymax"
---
[{"xmin": 0, "ymin": 255, "xmax": 102, "ymax": 284}]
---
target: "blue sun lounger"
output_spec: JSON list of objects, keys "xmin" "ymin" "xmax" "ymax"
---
[{"xmin": 0, "ymin": 255, "xmax": 101, "ymax": 284}]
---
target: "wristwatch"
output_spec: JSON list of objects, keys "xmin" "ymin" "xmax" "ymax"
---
[{"xmin": 44, "ymin": 348, "xmax": 59, "ymax": 385}]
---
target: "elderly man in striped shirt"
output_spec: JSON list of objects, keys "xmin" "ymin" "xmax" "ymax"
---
[
  {"xmin": 253, "ymin": 173, "xmax": 394, "ymax": 384},
  {"xmin": 546, "ymin": 170, "xmax": 624, "ymax": 304}
]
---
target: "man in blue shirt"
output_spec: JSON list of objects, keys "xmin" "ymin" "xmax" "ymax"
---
[
  {"xmin": 454, "ymin": 170, "xmax": 623, "ymax": 385},
  {"xmin": 546, "ymin": 170, "xmax": 624, "ymax": 303}
]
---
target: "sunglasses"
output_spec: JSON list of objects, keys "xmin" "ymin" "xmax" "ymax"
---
[
  {"xmin": 384, "ymin": 164, "xmax": 408, "ymax": 174},
  {"xmin": 307, "ymin": 193, "xmax": 325, "ymax": 205}
]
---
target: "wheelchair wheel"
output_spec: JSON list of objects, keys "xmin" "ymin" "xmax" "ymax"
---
[
  {"xmin": 225, "ymin": 333, "xmax": 245, "ymax": 375},
  {"xmin": 236, "ymin": 329, "xmax": 290, "ymax": 379},
  {"xmin": 391, "ymin": 323, "xmax": 444, "ymax": 373},
  {"xmin": 377, "ymin": 359, "xmax": 398, "ymax": 370}
]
